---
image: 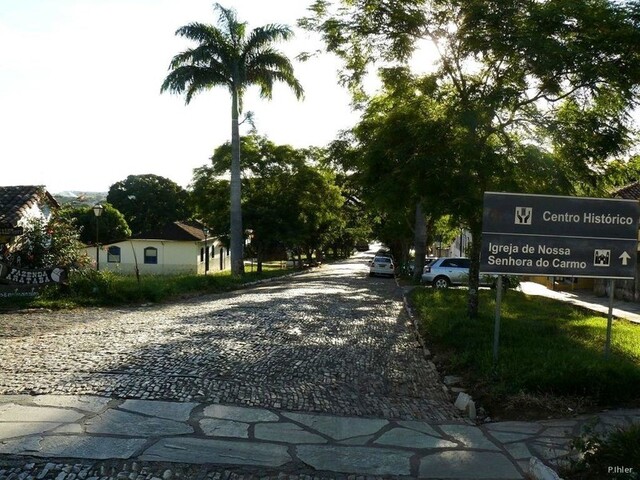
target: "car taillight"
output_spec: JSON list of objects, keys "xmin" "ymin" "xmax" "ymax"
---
[{"xmin": 424, "ymin": 266, "xmax": 431, "ymax": 273}]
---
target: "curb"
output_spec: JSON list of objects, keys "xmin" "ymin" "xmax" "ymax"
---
[{"xmin": 397, "ymin": 280, "xmax": 483, "ymax": 424}]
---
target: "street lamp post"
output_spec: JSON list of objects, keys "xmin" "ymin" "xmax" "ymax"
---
[
  {"xmin": 93, "ymin": 204, "xmax": 104, "ymax": 271},
  {"xmin": 203, "ymin": 227, "xmax": 209, "ymax": 275}
]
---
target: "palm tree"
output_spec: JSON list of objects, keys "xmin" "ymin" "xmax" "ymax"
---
[{"xmin": 161, "ymin": 4, "xmax": 303, "ymax": 276}]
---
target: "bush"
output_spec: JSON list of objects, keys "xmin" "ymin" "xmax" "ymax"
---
[
  {"xmin": 566, "ymin": 422, "xmax": 640, "ymax": 479},
  {"xmin": 6, "ymin": 264, "xmax": 295, "ymax": 309}
]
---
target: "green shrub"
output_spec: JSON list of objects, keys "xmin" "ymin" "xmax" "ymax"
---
[{"xmin": 566, "ymin": 422, "xmax": 640, "ymax": 479}]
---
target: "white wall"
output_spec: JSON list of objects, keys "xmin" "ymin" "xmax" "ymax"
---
[
  {"xmin": 86, "ymin": 238, "xmax": 229, "ymax": 275},
  {"xmin": 16, "ymin": 202, "xmax": 53, "ymax": 227}
]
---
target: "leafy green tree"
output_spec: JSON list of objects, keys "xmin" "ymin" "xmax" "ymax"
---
[
  {"xmin": 351, "ymin": 69, "xmax": 458, "ymax": 277},
  {"xmin": 107, "ymin": 174, "xmax": 189, "ymax": 235},
  {"xmin": 161, "ymin": 3, "xmax": 304, "ymax": 276},
  {"xmin": 189, "ymin": 165, "xmax": 231, "ymax": 244},
  {"xmin": 604, "ymin": 155, "xmax": 640, "ymax": 190},
  {"xmin": 61, "ymin": 204, "xmax": 131, "ymax": 245},
  {"xmin": 322, "ymin": 138, "xmax": 375, "ymax": 257},
  {"xmin": 193, "ymin": 134, "xmax": 345, "ymax": 271},
  {"xmin": 12, "ymin": 214, "xmax": 89, "ymax": 269},
  {"xmin": 302, "ymin": 0, "xmax": 640, "ymax": 316},
  {"xmin": 290, "ymin": 162, "xmax": 345, "ymax": 264}
]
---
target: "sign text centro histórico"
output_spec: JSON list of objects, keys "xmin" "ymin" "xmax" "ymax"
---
[{"xmin": 480, "ymin": 192, "xmax": 640, "ymax": 279}]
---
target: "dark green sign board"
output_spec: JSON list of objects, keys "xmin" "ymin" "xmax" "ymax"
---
[{"xmin": 481, "ymin": 192, "xmax": 640, "ymax": 279}]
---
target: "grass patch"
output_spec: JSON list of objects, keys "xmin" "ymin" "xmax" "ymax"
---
[
  {"xmin": 0, "ymin": 264, "xmax": 295, "ymax": 310},
  {"xmin": 411, "ymin": 288, "xmax": 640, "ymax": 413}
]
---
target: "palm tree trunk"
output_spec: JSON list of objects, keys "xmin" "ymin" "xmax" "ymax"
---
[{"xmin": 230, "ymin": 88, "xmax": 244, "ymax": 276}]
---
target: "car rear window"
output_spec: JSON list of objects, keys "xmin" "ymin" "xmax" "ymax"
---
[{"xmin": 374, "ymin": 257, "xmax": 391, "ymax": 263}]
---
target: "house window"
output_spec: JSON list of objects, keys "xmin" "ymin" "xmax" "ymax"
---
[
  {"xmin": 107, "ymin": 246, "xmax": 121, "ymax": 263},
  {"xmin": 144, "ymin": 247, "xmax": 158, "ymax": 264},
  {"xmin": 200, "ymin": 247, "xmax": 204, "ymax": 262}
]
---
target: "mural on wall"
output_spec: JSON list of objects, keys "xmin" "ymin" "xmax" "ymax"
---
[{"xmin": 0, "ymin": 262, "xmax": 68, "ymax": 297}]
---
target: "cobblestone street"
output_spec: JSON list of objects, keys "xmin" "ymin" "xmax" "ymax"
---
[{"xmin": 0, "ymin": 253, "xmax": 459, "ymax": 422}]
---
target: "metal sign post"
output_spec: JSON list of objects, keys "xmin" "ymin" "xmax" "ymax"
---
[
  {"xmin": 604, "ymin": 279, "xmax": 616, "ymax": 358},
  {"xmin": 493, "ymin": 276, "xmax": 503, "ymax": 363},
  {"xmin": 481, "ymin": 192, "xmax": 639, "ymax": 362}
]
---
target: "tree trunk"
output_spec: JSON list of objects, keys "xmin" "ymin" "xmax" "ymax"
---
[
  {"xmin": 467, "ymin": 219, "xmax": 482, "ymax": 319},
  {"xmin": 413, "ymin": 201, "xmax": 427, "ymax": 282},
  {"xmin": 256, "ymin": 250, "xmax": 263, "ymax": 274},
  {"xmin": 230, "ymin": 88, "xmax": 244, "ymax": 276}
]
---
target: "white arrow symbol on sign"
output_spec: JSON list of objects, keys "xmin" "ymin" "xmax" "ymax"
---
[{"xmin": 619, "ymin": 251, "xmax": 631, "ymax": 265}]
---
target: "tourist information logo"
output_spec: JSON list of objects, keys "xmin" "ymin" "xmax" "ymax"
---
[{"xmin": 480, "ymin": 192, "xmax": 640, "ymax": 279}]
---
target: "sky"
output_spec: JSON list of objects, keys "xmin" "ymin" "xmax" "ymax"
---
[{"xmin": 0, "ymin": 0, "xmax": 362, "ymax": 193}]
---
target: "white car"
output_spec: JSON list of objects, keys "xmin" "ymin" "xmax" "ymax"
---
[{"xmin": 369, "ymin": 256, "xmax": 395, "ymax": 277}]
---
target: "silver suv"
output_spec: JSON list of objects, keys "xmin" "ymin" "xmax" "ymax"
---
[
  {"xmin": 421, "ymin": 257, "xmax": 470, "ymax": 288},
  {"xmin": 421, "ymin": 257, "xmax": 496, "ymax": 289}
]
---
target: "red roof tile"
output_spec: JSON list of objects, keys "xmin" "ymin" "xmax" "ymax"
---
[
  {"xmin": 612, "ymin": 181, "xmax": 640, "ymax": 200},
  {"xmin": 131, "ymin": 220, "xmax": 209, "ymax": 241}
]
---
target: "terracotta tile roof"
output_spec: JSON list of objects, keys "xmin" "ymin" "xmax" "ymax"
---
[
  {"xmin": 0, "ymin": 185, "xmax": 60, "ymax": 226},
  {"xmin": 612, "ymin": 181, "xmax": 640, "ymax": 200},
  {"xmin": 131, "ymin": 220, "xmax": 209, "ymax": 241}
]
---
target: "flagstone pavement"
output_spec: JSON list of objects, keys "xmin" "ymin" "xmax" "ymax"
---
[{"xmin": 0, "ymin": 394, "xmax": 639, "ymax": 479}]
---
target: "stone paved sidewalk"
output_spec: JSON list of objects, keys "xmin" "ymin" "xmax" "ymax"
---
[
  {"xmin": 1, "ymin": 394, "xmax": 639, "ymax": 479},
  {"xmin": 519, "ymin": 281, "xmax": 640, "ymax": 324}
]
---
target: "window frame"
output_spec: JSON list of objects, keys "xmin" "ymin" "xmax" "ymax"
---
[
  {"xmin": 107, "ymin": 246, "xmax": 121, "ymax": 263},
  {"xmin": 144, "ymin": 246, "xmax": 158, "ymax": 265}
]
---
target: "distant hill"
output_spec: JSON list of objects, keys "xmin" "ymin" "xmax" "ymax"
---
[{"xmin": 53, "ymin": 191, "xmax": 107, "ymax": 207}]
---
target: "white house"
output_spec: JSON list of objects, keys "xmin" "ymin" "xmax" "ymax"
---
[
  {"xmin": 88, "ymin": 221, "xmax": 229, "ymax": 275},
  {"xmin": 0, "ymin": 185, "xmax": 59, "ymax": 248}
]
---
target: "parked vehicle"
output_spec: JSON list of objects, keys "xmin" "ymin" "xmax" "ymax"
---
[
  {"xmin": 408, "ymin": 257, "xmax": 436, "ymax": 276},
  {"xmin": 369, "ymin": 255, "xmax": 395, "ymax": 277},
  {"xmin": 375, "ymin": 247, "xmax": 394, "ymax": 259},
  {"xmin": 421, "ymin": 257, "xmax": 496, "ymax": 288},
  {"xmin": 355, "ymin": 240, "xmax": 370, "ymax": 252}
]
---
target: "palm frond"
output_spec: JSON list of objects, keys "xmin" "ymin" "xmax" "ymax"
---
[
  {"xmin": 161, "ymin": 3, "xmax": 302, "ymax": 106},
  {"xmin": 245, "ymin": 51, "xmax": 305, "ymax": 99},
  {"xmin": 175, "ymin": 22, "xmax": 224, "ymax": 44},
  {"xmin": 169, "ymin": 47, "xmax": 224, "ymax": 71},
  {"xmin": 247, "ymin": 69, "xmax": 304, "ymax": 100},
  {"xmin": 213, "ymin": 3, "xmax": 246, "ymax": 47},
  {"xmin": 160, "ymin": 65, "xmax": 230, "ymax": 103},
  {"xmin": 243, "ymin": 24, "xmax": 294, "ymax": 55}
]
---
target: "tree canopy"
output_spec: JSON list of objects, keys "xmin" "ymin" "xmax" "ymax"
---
[
  {"xmin": 61, "ymin": 203, "xmax": 131, "ymax": 246},
  {"xmin": 301, "ymin": 0, "xmax": 640, "ymax": 316},
  {"xmin": 107, "ymin": 174, "xmax": 189, "ymax": 235},
  {"xmin": 191, "ymin": 134, "xmax": 346, "ymax": 271}
]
